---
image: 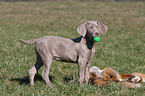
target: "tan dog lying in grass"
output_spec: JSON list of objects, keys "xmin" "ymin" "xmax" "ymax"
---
[{"xmin": 89, "ymin": 66, "xmax": 145, "ymax": 88}]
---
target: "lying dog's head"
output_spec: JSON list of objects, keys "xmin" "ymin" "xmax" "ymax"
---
[
  {"xmin": 77, "ymin": 21, "xmax": 108, "ymax": 41},
  {"xmin": 90, "ymin": 66, "xmax": 104, "ymax": 76}
]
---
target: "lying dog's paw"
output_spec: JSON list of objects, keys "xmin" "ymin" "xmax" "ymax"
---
[
  {"xmin": 130, "ymin": 76, "xmax": 142, "ymax": 83},
  {"xmin": 135, "ymin": 83, "xmax": 142, "ymax": 88}
]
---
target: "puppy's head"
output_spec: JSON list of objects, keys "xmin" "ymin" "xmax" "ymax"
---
[
  {"xmin": 77, "ymin": 21, "xmax": 108, "ymax": 41},
  {"xmin": 90, "ymin": 66, "xmax": 104, "ymax": 77}
]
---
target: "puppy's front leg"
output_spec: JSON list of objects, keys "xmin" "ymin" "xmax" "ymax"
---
[
  {"xmin": 85, "ymin": 49, "xmax": 95, "ymax": 83},
  {"xmin": 78, "ymin": 59, "xmax": 87, "ymax": 85},
  {"xmin": 85, "ymin": 64, "xmax": 91, "ymax": 84}
]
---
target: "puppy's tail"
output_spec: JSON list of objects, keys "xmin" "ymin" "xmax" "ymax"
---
[{"xmin": 19, "ymin": 38, "xmax": 41, "ymax": 44}]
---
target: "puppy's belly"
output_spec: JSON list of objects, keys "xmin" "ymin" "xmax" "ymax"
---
[{"xmin": 53, "ymin": 55, "xmax": 78, "ymax": 63}]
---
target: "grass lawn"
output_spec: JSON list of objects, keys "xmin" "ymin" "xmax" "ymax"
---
[{"xmin": 0, "ymin": 1, "xmax": 145, "ymax": 95}]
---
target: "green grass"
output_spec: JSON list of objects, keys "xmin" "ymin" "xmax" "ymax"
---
[{"xmin": 0, "ymin": 1, "xmax": 145, "ymax": 95}]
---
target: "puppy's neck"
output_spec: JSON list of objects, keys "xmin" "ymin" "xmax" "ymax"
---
[{"xmin": 84, "ymin": 36, "xmax": 96, "ymax": 50}]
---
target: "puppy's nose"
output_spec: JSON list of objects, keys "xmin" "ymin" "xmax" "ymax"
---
[{"xmin": 95, "ymin": 32, "xmax": 100, "ymax": 37}]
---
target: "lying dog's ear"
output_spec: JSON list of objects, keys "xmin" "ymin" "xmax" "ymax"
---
[
  {"xmin": 98, "ymin": 22, "xmax": 108, "ymax": 35},
  {"xmin": 77, "ymin": 22, "xmax": 87, "ymax": 37}
]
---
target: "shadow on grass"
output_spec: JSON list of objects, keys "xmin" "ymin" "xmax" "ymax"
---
[
  {"xmin": 10, "ymin": 74, "xmax": 55, "ymax": 85},
  {"xmin": 62, "ymin": 75, "xmax": 74, "ymax": 83}
]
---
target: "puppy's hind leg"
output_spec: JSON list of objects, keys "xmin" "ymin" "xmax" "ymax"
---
[
  {"xmin": 41, "ymin": 55, "xmax": 53, "ymax": 88},
  {"xmin": 29, "ymin": 54, "xmax": 43, "ymax": 85}
]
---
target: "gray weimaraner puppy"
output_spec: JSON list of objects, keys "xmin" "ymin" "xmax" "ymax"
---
[{"xmin": 19, "ymin": 21, "xmax": 108, "ymax": 87}]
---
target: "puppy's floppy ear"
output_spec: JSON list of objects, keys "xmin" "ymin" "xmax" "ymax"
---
[
  {"xmin": 77, "ymin": 22, "xmax": 87, "ymax": 37},
  {"xmin": 98, "ymin": 22, "xmax": 108, "ymax": 35}
]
